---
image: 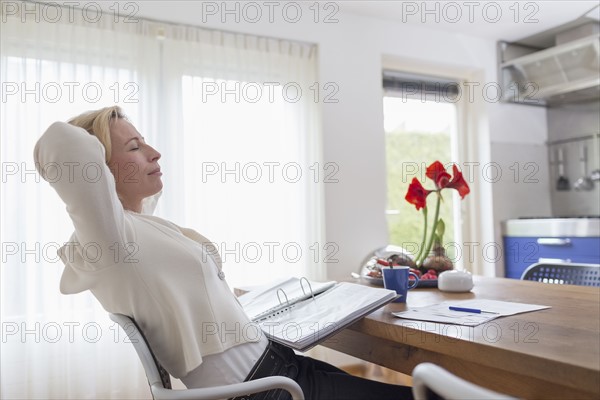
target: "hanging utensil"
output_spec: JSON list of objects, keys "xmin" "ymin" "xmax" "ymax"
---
[
  {"xmin": 574, "ymin": 143, "xmax": 594, "ymax": 191},
  {"xmin": 549, "ymin": 146, "xmax": 556, "ymax": 184},
  {"xmin": 590, "ymin": 133, "xmax": 600, "ymax": 182},
  {"xmin": 556, "ymin": 146, "xmax": 570, "ymax": 191}
]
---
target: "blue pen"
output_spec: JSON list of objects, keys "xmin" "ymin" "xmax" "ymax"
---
[{"xmin": 449, "ymin": 306, "xmax": 496, "ymax": 314}]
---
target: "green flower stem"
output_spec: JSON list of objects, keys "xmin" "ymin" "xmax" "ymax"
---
[
  {"xmin": 420, "ymin": 191, "xmax": 442, "ymax": 267},
  {"xmin": 414, "ymin": 207, "xmax": 428, "ymax": 266}
]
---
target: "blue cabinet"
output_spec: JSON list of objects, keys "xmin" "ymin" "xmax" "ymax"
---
[{"xmin": 503, "ymin": 236, "xmax": 600, "ymax": 279}]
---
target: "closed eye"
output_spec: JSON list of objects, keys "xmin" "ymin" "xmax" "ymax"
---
[
  {"xmin": 126, "ymin": 136, "xmax": 145, "ymax": 150},
  {"xmin": 129, "ymin": 139, "xmax": 141, "ymax": 151}
]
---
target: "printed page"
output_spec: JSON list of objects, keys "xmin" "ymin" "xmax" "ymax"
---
[
  {"xmin": 257, "ymin": 282, "xmax": 397, "ymax": 350},
  {"xmin": 239, "ymin": 277, "xmax": 337, "ymax": 321},
  {"xmin": 393, "ymin": 299, "xmax": 551, "ymax": 326}
]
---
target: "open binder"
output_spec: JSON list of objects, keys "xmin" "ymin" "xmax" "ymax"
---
[{"xmin": 238, "ymin": 277, "xmax": 397, "ymax": 352}]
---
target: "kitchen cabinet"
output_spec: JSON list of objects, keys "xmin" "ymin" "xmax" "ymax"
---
[
  {"xmin": 499, "ymin": 34, "xmax": 600, "ymax": 105},
  {"xmin": 502, "ymin": 218, "xmax": 600, "ymax": 279},
  {"xmin": 497, "ymin": 19, "xmax": 600, "ymax": 106}
]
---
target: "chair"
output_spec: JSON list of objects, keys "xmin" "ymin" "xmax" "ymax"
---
[
  {"xmin": 411, "ymin": 363, "xmax": 518, "ymax": 400},
  {"xmin": 109, "ymin": 313, "xmax": 304, "ymax": 400},
  {"xmin": 520, "ymin": 262, "xmax": 600, "ymax": 286}
]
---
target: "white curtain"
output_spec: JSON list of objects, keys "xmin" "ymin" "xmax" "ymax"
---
[
  {"xmin": 1, "ymin": 2, "xmax": 322, "ymax": 398},
  {"xmin": 159, "ymin": 25, "xmax": 324, "ymax": 290}
]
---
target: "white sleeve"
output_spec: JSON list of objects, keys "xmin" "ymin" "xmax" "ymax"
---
[{"xmin": 34, "ymin": 121, "xmax": 130, "ymax": 268}]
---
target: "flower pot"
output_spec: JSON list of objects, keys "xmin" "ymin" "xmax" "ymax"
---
[{"xmin": 422, "ymin": 243, "xmax": 453, "ymax": 274}]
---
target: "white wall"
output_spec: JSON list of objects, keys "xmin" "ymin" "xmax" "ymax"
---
[{"xmin": 127, "ymin": 1, "xmax": 551, "ymax": 279}]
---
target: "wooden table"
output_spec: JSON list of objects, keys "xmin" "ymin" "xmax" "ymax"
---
[{"xmin": 321, "ymin": 276, "xmax": 600, "ymax": 400}]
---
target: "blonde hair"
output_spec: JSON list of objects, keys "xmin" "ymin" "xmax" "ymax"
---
[{"xmin": 68, "ymin": 106, "xmax": 126, "ymax": 162}]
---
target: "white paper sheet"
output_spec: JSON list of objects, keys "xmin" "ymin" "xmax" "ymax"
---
[{"xmin": 392, "ymin": 299, "xmax": 551, "ymax": 326}]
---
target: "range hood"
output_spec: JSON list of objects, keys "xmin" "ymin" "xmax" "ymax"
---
[{"xmin": 498, "ymin": 18, "xmax": 600, "ymax": 106}]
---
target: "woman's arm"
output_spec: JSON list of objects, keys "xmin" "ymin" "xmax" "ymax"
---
[{"xmin": 34, "ymin": 121, "xmax": 129, "ymax": 268}]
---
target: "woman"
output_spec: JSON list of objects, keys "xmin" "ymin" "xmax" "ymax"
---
[{"xmin": 34, "ymin": 106, "xmax": 414, "ymax": 400}]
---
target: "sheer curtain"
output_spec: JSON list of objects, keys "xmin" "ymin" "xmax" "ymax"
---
[
  {"xmin": 163, "ymin": 28, "xmax": 323, "ymax": 290},
  {"xmin": 1, "ymin": 3, "xmax": 322, "ymax": 398}
]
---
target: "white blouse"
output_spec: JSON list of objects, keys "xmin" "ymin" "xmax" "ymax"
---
[{"xmin": 34, "ymin": 121, "xmax": 268, "ymax": 385}]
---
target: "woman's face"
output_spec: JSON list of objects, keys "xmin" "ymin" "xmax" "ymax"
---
[{"xmin": 108, "ymin": 118, "xmax": 162, "ymax": 212}]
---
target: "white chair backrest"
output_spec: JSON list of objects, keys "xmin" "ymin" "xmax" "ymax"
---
[
  {"xmin": 412, "ymin": 363, "xmax": 518, "ymax": 400},
  {"xmin": 109, "ymin": 313, "xmax": 167, "ymax": 388},
  {"xmin": 109, "ymin": 313, "xmax": 305, "ymax": 400}
]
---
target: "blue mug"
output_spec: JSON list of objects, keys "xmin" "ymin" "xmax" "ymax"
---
[{"xmin": 382, "ymin": 267, "xmax": 420, "ymax": 303}]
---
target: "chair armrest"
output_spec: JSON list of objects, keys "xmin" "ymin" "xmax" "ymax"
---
[{"xmin": 151, "ymin": 376, "xmax": 304, "ymax": 400}]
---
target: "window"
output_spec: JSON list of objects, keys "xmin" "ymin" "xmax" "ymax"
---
[{"xmin": 383, "ymin": 70, "xmax": 463, "ymax": 265}]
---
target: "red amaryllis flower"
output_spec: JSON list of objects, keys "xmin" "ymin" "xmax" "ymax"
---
[
  {"xmin": 447, "ymin": 165, "xmax": 470, "ymax": 199},
  {"xmin": 405, "ymin": 177, "xmax": 431, "ymax": 210},
  {"xmin": 426, "ymin": 161, "xmax": 451, "ymax": 189},
  {"xmin": 403, "ymin": 160, "xmax": 471, "ymax": 269}
]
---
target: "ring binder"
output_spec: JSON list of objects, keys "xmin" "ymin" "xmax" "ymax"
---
[
  {"xmin": 240, "ymin": 277, "xmax": 336, "ymax": 322},
  {"xmin": 277, "ymin": 288, "xmax": 290, "ymax": 307},
  {"xmin": 299, "ymin": 277, "xmax": 316, "ymax": 302},
  {"xmin": 238, "ymin": 277, "xmax": 397, "ymax": 352}
]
